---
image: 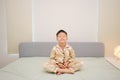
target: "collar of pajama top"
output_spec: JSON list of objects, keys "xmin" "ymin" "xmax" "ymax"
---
[{"xmin": 55, "ymin": 44, "xmax": 70, "ymax": 54}]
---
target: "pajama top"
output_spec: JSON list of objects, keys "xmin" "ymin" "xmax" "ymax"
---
[{"xmin": 50, "ymin": 44, "xmax": 76, "ymax": 64}]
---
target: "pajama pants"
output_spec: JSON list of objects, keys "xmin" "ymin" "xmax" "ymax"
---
[{"xmin": 43, "ymin": 60, "xmax": 83, "ymax": 73}]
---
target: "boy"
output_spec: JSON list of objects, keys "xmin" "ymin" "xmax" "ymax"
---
[{"xmin": 44, "ymin": 30, "xmax": 83, "ymax": 75}]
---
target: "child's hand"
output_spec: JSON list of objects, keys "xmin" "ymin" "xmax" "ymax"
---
[
  {"xmin": 64, "ymin": 61, "xmax": 70, "ymax": 68},
  {"xmin": 57, "ymin": 63, "xmax": 65, "ymax": 69}
]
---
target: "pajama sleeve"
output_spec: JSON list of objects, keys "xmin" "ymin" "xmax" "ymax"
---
[
  {"xmin": 68, "ymin": 47, "xmax": 76, "ymax": 62},
  {"xmin": 50, "ymin": 47, "xmax": 57, "ymax": 64}
]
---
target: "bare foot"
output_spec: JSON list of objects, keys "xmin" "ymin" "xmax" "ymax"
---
[
  {"xmin": 60, "ymin": 68, "xmax": 75, "ymax": 74},
  {"xmin": 56, "ymin": 72, "xmax": 64, "ymax": 75},
  {"xmin": 65, "ymin": 69, "xmax": 75, "ymax": 74},
  {"xmin": 56, "ymin": 69, "xmax": 64, "ymax": 75},
  {"xmin": 56, "ymin": 68, "xmax": 75, "ymax": 75}
]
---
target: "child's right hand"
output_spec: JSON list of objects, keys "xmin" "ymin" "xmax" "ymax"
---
[{"xmin": 57, "ymin": 63, "xmax": 65, "ymax": 69}]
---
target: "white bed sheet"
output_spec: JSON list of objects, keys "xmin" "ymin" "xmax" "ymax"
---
[{"xmin": 0, "ymin": 57, "xmax": 120, "ymax": 80}]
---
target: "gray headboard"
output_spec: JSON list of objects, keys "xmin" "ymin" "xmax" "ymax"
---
[{"xmin": 19, "ymin": 42, "xmax": 104, "ymax": 57}]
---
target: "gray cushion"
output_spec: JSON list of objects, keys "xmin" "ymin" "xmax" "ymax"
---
[{"xmin": 19, "ymin": 42, "xmax": 104, "ymax": 57}]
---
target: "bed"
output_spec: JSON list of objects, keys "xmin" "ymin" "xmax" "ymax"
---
[{"xmin": 0, "ymin": 42, "xmax": 120, "ymax": 80}]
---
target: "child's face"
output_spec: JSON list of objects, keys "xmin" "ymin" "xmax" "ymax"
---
[{"xmin": 56, "ymin": 32, "xmax": 68, "ymax": 44}]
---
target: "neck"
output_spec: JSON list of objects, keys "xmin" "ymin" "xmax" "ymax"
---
[{"xmin": 58, "ymin": 43, "xmax": 66, "ymax": 50}]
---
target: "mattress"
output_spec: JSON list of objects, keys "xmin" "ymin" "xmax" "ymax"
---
[{"xmin": 0, "ymin": 57, "xmax": 120, "ymax": 80}]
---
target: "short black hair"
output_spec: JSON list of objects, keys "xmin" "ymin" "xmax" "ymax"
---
[{"xmin": 56, "ymin": 29, "xmax": 67, "ymax": 36}]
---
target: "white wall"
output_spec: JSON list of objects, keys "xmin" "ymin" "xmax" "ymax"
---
[{"xmin": 32, "ymin": 0, "xmax": 98, "ymax": 42}]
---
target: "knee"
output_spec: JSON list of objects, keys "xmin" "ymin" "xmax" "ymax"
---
[
  {"xmin": 43, "ymin": 63, "xmax": 57, "ymax": 73},
  {"xmin": 72, "ymin": 61, "xmax": 84, "ymax": 71}
]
